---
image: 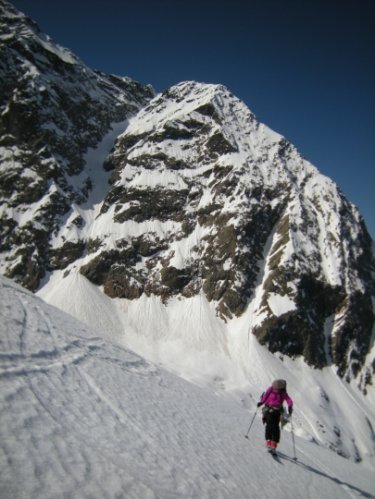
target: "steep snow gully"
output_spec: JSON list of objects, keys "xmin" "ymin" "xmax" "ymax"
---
[{"xmin": 0, "ymin": 276, "xmax": 374, "ymax": 499}]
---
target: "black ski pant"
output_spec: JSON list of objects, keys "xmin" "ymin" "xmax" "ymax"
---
[{"xmin": 263, "ymin": 408, "xmax": 281, "ymax": 443}]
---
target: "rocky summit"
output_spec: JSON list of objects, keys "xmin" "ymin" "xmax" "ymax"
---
[{"xmin": 0, "ymin": 0, "xmax": 374, "ymax": 389}]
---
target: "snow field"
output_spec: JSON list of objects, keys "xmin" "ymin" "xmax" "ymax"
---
[
  {"xmin": 37, "ymin": 268, "xmax": 375, "ymax": 465},
  {"xmin": 1, "ymin": 276, "xmax": 375, "ymax": 499}
]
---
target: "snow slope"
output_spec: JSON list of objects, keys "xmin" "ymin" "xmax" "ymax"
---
[
  {"xmin": 1, "ymin": 276, "xmax": 374, "ymax": 498},
  {"xmin": 38, "ymin": 267, "xmax": 375, "ymax": 466}
]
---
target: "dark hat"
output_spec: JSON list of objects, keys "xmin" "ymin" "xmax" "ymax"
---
[{"xmin": 272, "ymin": 379, "xmax": 286, "ymax": 390}]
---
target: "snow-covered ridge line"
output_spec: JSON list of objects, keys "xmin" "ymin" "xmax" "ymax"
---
[{"xmin": 0, "ymin": 0, "xmax": 79, "ymax": 65}]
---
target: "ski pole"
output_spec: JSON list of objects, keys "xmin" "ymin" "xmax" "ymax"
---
[
  {"xmin": 244, "ymin": 408, "xmax": 258, "ymax": 439},
  {"xmin": 290, "ymin": 417, "xmax": 297, "ymax": 461}
]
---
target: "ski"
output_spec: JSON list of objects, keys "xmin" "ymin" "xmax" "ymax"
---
[{"xmin": 267, "ymin": 449, "xmax": 283, "ymax": 463}]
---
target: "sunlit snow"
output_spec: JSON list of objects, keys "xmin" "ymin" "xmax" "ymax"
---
[
  {"xmin": 1, "ymin": 276, "xmax": 374, "ymax": 498},
  {"xmin": 268, "ymin": 293, "xmax": 296, "ymax": 316}
]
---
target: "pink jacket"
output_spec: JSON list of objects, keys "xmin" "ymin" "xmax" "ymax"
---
[{"xmin": 260, "ymin": 386, "xmax": 293, "ymax": 410}]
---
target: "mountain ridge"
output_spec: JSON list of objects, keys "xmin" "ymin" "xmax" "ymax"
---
[{"xmin": 0, "ymin": 0, "xmax": 154, "ymax": 289}]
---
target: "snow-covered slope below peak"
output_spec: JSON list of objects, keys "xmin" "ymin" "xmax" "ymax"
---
[
  {"xmin": 36, "ymin": 269, "xmax": 375, "ymax": 466},
  {"xmin": 1, "ymin": 275, "xmax": 375, "ymax": 499}
]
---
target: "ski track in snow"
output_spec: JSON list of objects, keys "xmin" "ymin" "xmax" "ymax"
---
[{"xmin": 1, "ymin": 277, "xmax": 375, "ymax": 499}]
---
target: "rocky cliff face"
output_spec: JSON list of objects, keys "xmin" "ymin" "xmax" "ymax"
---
[
  {"xmin": 0, "ymin": 0, "xmax": 153, "ymax": 290},
  {"xmin": 0, "ymin": 0, "xmax": 373, "ymax": 386}
]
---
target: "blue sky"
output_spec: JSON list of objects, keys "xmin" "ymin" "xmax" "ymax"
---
[{"xmin": 11, "ymin": 0, "xmax": 375, "ymax": 239}]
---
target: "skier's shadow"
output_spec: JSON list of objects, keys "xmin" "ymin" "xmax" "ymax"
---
[{"xmin": 277, "ymin": 452, "xmax": 374, "ymax": 498}]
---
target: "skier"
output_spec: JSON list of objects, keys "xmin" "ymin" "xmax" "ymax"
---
[{"xmin": 257, "ymin": 379, "xmax": 293, "ymax": 453}]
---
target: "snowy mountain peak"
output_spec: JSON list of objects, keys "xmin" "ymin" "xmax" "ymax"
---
[
  {"xmin": 0, "ymin": 0, "xmax": 79, "ymax": 65},
  {"xmin": 83, "ymin": 77, "xmax": 373, "ymax": 380}
]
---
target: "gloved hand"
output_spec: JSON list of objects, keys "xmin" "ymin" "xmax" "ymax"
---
[
  {"xmin": 257, "ymin": 402, "xmax": 262, "ymax": 408},
  {"xmin": 288, "ymin": 406, "xmax": 293, "ymax": 415}
]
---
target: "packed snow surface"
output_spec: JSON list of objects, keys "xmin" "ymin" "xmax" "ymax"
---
[{"xmin": 1, "ymin": 276, "xmax": 374, "ymax": 499}]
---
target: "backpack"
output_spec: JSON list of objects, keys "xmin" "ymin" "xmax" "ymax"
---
[{"xmin": 272, "ymin": 379, "xmax": 287, "ymax": 390}]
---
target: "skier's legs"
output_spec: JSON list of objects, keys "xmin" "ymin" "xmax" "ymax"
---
[{"xmin": 265, "ymin": 410, "xmax": 281, "ymax": 443}]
